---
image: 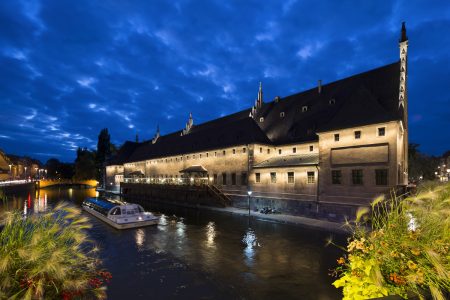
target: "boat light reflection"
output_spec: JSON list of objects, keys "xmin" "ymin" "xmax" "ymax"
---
[{"xmin": 135, "ymin": 229, "xmax": 145, "ymax": 248}]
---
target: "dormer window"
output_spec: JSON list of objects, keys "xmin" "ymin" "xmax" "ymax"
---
[
  {"xmin": 280, "ymin": 112, "xmax": 285, "ymax": 118},
  {"xmin": 259, "ymin": 117, "xmax": 264, "ymax": 122},
  {"xmin": 329, "ymin": 99, "xmax": 336, "ymax": 105},
  {"xmin": 302, "ymin": 106, "xmax": 308, "ymax": 112}
]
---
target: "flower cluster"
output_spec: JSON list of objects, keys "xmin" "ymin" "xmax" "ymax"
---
[{"xmin": 331, "ymin": 182, "xmax": 450, "ymax": 300}]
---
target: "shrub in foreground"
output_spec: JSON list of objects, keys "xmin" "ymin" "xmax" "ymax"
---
[
  {"xmin": 331, "ymin": 182, "xmax": 450, "ymax": 300},
  {"xmin": 0, "ymin": 202, "xmax": 111, "ymax": 299}
]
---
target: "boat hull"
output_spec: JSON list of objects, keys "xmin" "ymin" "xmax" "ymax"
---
[{"xmin": 82, "ymin": 205, "xmax": 159, "ymax": 229}]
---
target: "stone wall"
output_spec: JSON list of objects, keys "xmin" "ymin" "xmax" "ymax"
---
[{"xmin": 121, "ymin": 183, "xmax": 228, "ymax": 207}]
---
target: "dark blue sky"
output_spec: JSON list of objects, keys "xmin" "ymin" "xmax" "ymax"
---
[{"xmin": 1, "ymin": 0, "xmax": 449, "ymax": 162}]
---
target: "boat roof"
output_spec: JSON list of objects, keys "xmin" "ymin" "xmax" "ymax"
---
[{"xmin": 85, "ymin": 197, "xmax": 116, "ymax": 211}]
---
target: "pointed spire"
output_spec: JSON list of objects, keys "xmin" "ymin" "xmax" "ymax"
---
[
  {"xmin": 152, "ymin": 125, "xmax": 160, "ymax": 144},
  {"xmin": 399, "ymin": 22, "xmax": 408, "ymax": 43},
  {"xmin": 257, "ymin": 82, "xmax": 263, "ymax": 108}
]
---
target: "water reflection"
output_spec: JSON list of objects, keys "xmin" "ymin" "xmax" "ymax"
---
[
  {"xmin": 242, "ymin": 228, "xmax": 260, "ymax": 266},
  {"xmin": 0, "ymin": 188, "xmax": 345, "ymax": 299},
  {"xmin": 135, "ymin": 228, "xmax": 146, "ymax": 249},
  {"xmin": 205, "ymin": 221, "xmax": 216, "ymax": 248}
]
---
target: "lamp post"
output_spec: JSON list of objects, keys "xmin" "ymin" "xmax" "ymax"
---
[
  {"xmin": 247, "ymin": 190, "xmax": 252, "ymax": 217},
  {"xmin": 24, "ymin": 166, "xmax": 27, "ymax": 180},
  {"xmin": 8, "ymin": 164, "xmax": 12, "ymax": 179}
]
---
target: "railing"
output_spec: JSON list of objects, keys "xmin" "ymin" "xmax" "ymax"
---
[
  {"xmin": 124, "ymin": 177, "xmax": 211, "ymax": 186},
  {"xmin": 0, "ymin": 179, "xmax": 34, "ymax": 187},
  {"xmin": 206, "ymin": 184, "xmax": 232, "ymax": 206}
]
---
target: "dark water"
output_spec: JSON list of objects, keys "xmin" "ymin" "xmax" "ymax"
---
[{"xmin": 0, "ymin": 188, "xmax": 345, "ymax": 300}]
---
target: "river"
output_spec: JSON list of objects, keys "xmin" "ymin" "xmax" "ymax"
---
[{"xmin": 0, "ymin": 187, "xmax": 345, "ymax": 299}]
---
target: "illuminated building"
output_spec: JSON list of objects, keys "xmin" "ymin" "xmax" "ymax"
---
[{"xmin": 106, "ymin": 24, "xmax": 410, "ymax": 218}]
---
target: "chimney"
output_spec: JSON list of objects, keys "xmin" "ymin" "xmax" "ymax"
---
[{"xmin": 318, "ymin": 80, "xmax": 322, "ymax": 94}]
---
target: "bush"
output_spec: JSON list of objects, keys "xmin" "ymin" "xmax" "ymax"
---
[
  {"xmin": 331, "ymin": 182, "xmax": 450, "ymax": 300},
  {"xmin": 0, "ymin": 203, "xmax": 111, "ymax": 299}
]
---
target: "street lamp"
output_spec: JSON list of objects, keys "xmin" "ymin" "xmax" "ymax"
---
[
  {"xmin": 8, "ymin": 164, "xmax": 12, "ymax": 178},
  {"xmin": 247, "ymin": 190, "xmax": 252, "ymax": 216},
  {"xmin": 24, "ymin": 166, "xmax": 27, "ymax": 180}
]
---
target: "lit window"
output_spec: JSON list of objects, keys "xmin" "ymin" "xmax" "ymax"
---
[
  {"xmin": 260, "ymin": 117, "xmax": 264, "ymax": 122},
  {"xmin": 334, "ymin": 134, "xmax": 339, "ymax": 142},
  {"xmin": 288, "ymin": 172, "xmax": 294, "ymax": 184},
  {"xmin": 280, "ymin": 112, "xmax": 285, "ymax": 118},
  {"xmin": 355, "ymin": 131, "xmax": 361, "ymax": 139},
  {"xmin": 255, "ymin": 173, "xmax": 261, "ymax": 183},
  {"xmin": 293, "ymin": 147, "xmax": 296, "ymax": 153},
  {"xmin": 307, "ymin": 172, "xmax": 315, "ymax": 184},
  {"xmin": 375, "ymin": 169, "xmax": 388, "ymax": 185},
  {"xmin": 270, "ymin": 172, "xmax": 277, "ymax": 183},
  {"xmin": 378, "ymin": 127, "xmax": 386, "ymax": 137},
  {"xmin": 352, "ymin": 170, "xmax": 363, "ymax": 185},
  {"xmin": 332, "ymin": 170, "xmax": 342, "ymax": 184},
  {"xmin": 309, "ymin": 145, "xmax": 314, "ymax": 152}
]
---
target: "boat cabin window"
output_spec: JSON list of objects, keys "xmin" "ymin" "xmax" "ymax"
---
[{"xmin": 110, "ymin": 207, "xmax": 121, "ymax": 215}]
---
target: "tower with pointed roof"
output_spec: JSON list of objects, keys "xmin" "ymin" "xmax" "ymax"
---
[
  {"xmin": 256, "ymin": 82, "xmax": 263, "ymax": 108},
  {"xmin": 399, "ymin": 22, "xmax": 409, "ymax": 185}
]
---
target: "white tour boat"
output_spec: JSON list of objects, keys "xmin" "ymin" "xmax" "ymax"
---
[{"xmin": 82, "ymin": 197, "xmax": 159, "ymax": 229}]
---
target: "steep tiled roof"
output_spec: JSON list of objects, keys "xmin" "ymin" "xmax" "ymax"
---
[
  {"xmin": 106, "ymin": 141, "xmax": 140, "ymax": 165},
  {"xmin": 108, "ymin": 61, "xmax": 401, "ymax": 165}
]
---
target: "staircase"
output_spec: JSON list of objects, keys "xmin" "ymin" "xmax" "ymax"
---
[{"xmin": 206, "ymin": 184, "xmax": 232, "ymax": 207}]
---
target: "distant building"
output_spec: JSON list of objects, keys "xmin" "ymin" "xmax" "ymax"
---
[
  {"xmin": 0, "ymin": 149, "xmax": 11, "ymax": 181},
  {"xmin": 106, "ymin": 23, "xmax": 410, "ymax": 217}
]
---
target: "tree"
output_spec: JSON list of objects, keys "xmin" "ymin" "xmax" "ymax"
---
[
  {"xmin": 408, "ymin": 143, "xmax": 439, "ymax": 181},
  {"xmin": 74, "ymin": 147, "xmax": 96, "ymax": 180},
  {"xmin": 96, "ymin": 128, "xmax": 113, "ymax": 185}
]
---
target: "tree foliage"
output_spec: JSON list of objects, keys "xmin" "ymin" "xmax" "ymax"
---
[
  {"xmin": 45, "ymin": 158, "xmax": 74, "ymax": 179},
  {"xmin": 408, "ymin": 143, "xmax": 439, "ymax": 181},
  {"xmin": 74, "ymin": 147, "xmax": 96, "ymax": 180},
  {"xmin": 95, "ymin": 128, "xmax": 115, "ymax": 184}
]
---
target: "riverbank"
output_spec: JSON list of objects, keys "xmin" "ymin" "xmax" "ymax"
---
[
  {"xmin": 115, "ymin": 190, "xmax": 348, "ymax": 234},
  {"xmin": 201, "ymin": 205, "xmax": 349, "ymax": 234}
]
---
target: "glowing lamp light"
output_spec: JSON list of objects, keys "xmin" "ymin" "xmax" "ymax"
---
[{"xmin": 247, "ymin": 190, "xmax": 252, "ymax": 196}]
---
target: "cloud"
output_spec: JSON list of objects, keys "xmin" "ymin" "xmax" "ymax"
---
[{"xmin": 0, "ymin": 0, "xmax": 449, "ymax": 162}]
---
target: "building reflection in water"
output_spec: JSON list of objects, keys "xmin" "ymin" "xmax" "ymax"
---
[
  {"xmin": 205, "ymin": 221, "xmax": 216, "ymax": 248},
  {"xmin": 135, "ymin": 228, "xmax": 146, "ymax": 249},
  {"xmin": 242, "ymin": 227, "xmax": 260, "ymax": 266},
  {"xmin": 176, "ymin": 217, "xmax": 186, "ymax": 238}
]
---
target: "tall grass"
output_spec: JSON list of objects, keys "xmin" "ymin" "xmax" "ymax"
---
[
  {"xmin": 331, "ymin": 182, "xmax": 450, "ymax": 300},
  {"xmin": 0, "ymin": 202, "xmax": 110, "ymax": 299}
]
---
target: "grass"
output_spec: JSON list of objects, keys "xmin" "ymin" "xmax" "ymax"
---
[
  {"xmin": 330, "ymin": 181, "xmax": 450, "ymax": 300},
  {"xmin": 0, "ymin": 202, "xmax": 110, "ymax": 299}
]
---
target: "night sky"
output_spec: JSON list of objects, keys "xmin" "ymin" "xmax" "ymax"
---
[{"xmin": 1, "ymin": 1, "xmax": 449, "ymax": 163}]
